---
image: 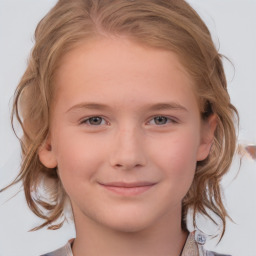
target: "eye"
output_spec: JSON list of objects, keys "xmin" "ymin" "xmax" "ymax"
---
[
  {"xmin": 148, "ymin": 116, "xmax": 176, "ymax": 125},
  {"xmin": 80, "ymin": 116, "xmax": 107, "ymax": 126}
]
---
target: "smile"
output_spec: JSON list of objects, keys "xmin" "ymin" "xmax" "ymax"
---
[{"xmin": 99, "ymin": 182, "xmax": 157, "ymax": 196}]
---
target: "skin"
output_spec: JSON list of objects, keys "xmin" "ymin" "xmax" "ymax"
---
[{"xmin": 39, "ymin": 38, "xmax": 216, "ymax": 256}]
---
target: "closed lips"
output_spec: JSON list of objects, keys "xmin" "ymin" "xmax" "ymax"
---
[
  {"xmin": 99, "ymin": 182, "xmax": 156, "ymax": 187},
  {"xmin": 98, "ymin": 182, "xmax": 157, "ymax": 196}
]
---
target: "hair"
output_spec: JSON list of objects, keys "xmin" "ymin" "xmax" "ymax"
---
[{"xmin": 1, "ymin": 0, "xmax": 238, "ymax": 238}]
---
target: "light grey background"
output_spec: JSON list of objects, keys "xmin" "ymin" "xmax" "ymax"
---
[{"xmin": 0, "ymin": 0, "xmax": 255, "ymax": 255}]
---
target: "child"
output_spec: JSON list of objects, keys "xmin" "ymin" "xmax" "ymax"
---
[{"xmin": 1, "ymin": 0, "xmax": 238, "ymax": 255}]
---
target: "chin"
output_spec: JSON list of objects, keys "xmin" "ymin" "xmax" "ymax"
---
[
  {"xmin": 106, "ymin": 219, "xmax": 152, "ymax": 233},
  {"xmin": 99, "ymin": 209, "xmax": 158, "ymax": 234}
]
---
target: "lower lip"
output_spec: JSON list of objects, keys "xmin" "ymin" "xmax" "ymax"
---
[{"xmin": 100, "ymin": 184, "xmax": 155, "ymax": 196}]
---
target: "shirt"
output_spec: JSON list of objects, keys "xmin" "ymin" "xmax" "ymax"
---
[{"xmin": 41, "ymin": 232, "xmax": 231, "ymax": 256}]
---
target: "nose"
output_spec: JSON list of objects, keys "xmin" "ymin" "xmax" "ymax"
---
[{"xmin": 109, "ymin": 127, "xmax": 147, "ymax": 171}]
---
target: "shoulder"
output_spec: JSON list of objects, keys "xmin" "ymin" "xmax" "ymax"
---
[
  {"xmin": 40, "ymin": 239, "xmax": 74, "ymax": 256},
  {"xmin": 206, "ymin": 251, "xmax": 231, "ymax": 256},
  {"xmin": 191, "ymin": 231, "xmax": 231, "ymax": 256},
  {"xmin": 40, "ymin": 246, "xmax": 66, "ymax": 256},
  {"xmin": 183, "ymin": 232, "xmax": 231, "ymax": 256}
]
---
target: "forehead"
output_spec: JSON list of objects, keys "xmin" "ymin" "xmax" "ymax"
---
[{"xmin": 53, "ymin": 38, "xmax": 198, "ymax": 111}]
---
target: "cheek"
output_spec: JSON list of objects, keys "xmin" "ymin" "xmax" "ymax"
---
[
  {"xmin": 149, "ymin": 129, "xmax": 200, "ymax": 192},
  {"xmin": 52, "ymin": 131, "xmax": 107, "ymax": 188},
  {"xmin": 155, "ymin": 131, "xmax": 199, "ymax": 167}
]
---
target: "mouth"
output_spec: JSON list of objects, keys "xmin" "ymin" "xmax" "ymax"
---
[{"xmin": 98, "ymin": 181, "xmax": 157, "ymax": 196}]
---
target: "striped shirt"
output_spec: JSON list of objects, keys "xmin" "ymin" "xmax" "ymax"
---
[{"xmin": 41, "ymin": 232, "xmax": 231, "ymax": 256}]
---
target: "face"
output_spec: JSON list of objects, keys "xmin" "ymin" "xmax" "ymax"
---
[{"xmin": 39, "ymin": 38, "xmax": 216, "ymax": 233}]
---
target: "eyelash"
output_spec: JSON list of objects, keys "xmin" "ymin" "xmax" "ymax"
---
[
  {"xmin": 147, "ymin": 116, "xmax": 178, "ymax": 125},
  {"xmin": 79, "ymin": 115, "xmax": 178, "ymax": 127},
  {"xmin": 80, "ymin": 116, "xmax": 109, "ymax": 126}
]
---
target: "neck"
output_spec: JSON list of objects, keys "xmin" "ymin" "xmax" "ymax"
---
[{"xmin": 71, "ymin": 205, "xmax": 188, "ymax": 256}]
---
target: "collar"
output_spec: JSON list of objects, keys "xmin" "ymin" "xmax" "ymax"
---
[{"xmin": 62, "ymin": 232, "xmax": 206, "ymax": 256}]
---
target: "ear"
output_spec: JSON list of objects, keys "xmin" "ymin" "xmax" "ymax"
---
[
  {"xmin": 197, "ymin": 114, "xmax": 217, "ymax": 161},
  {"xmin": 38, "ymin": 135, "xmax": 57, "ymax": 168}
]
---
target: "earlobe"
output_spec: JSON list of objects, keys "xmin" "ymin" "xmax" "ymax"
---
[
  {"xmin": 38, "ymin": 136, "xmax": 57, "ymax": 168},
  {"xmin": 197, "ymin": 114, "xmax": 217, "ymax": 161}
]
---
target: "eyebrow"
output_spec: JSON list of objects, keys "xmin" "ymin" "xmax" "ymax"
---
[
  {"xmin": 147, "ymin": 103, "xmax": 188, "ymax": 112},
  {"xmin": 66, "ymin": 102, "xmax": 188, "ymax": 113},
  {"xmin": 66, "ymin": 103, "xmax": 111, "ymax": 113}
]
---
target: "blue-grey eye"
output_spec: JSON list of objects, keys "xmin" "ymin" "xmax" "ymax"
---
[
  {"xmin": 87, "ymin": 116, "xmax": 103, "ymax": 125},
  {"xmin": 153, "ymin": 116, "xmax": 168, "ymax": 125}
]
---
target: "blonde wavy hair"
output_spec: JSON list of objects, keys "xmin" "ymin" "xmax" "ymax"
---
[{"xmin": 2, "ymin": 0, "xmax": 238, "ymax": 237}]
